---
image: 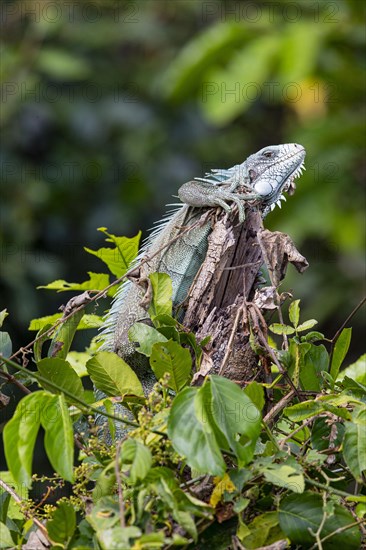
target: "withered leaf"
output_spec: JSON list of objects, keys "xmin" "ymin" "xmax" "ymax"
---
[{"xmin": 258, "ymin": 230, "xmax": 309, "ymax": 287}]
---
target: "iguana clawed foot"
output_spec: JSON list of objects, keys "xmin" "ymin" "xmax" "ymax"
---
[{"xmin": 178, "ymin": 181, "xmax": 259, "ymax": 223}]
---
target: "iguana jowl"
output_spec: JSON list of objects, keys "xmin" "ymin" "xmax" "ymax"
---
[{"xmin": 99, "ymin": 143, "xmax": 306, "ymax": 433}]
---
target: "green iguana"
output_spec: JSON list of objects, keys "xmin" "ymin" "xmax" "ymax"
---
[{"xmin": 98, "ymin": 143, "xmax": 306, "ymax": 436}]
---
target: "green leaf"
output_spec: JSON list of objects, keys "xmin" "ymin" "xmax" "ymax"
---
[
  {"xmin": 92, "ymin": 461, "xmax": 117, "ymax": 502},
  {"xmin": 330, "ymin": 327, "xmax": 352, "ymax": 379},
  {"xmin": 152, "ymin": 314, "xmax": 177, "ymax": 328},
  {"xmin": 128, "ymin": 322, "xmax": 168, "ymax": 356},
  {"xmin": 343, "ymin": 408, "xmax": 366, "ymax": 482},
  {"xmin": 37, "ymin": 357, "xmax": 84, "ymax": 401},
  {"xmin": 0, "ymin": 522, "xmax": 14, "ymax": 548},
  {"xmin": 38, "ymin": 272, "xmax": 110, "ymax": 292},
  {"xmin": 289, "ymin": 300, "xmax": 300, "ymax": 328},
  {"xmin": 337, "ymin": 353, "xmax": 366, "ymax": 384},
  {"xmin": 340, "ymin": 376, "xmax": 366, "ymax": 396},
  {"xmin": 209, "ymin": 376, "xmax": 261, "ymax": 466},
  {"xmin": 150, "ymin": 340, "xmax": 191, "ymax": 392},
  {"xmin": 296, "ymin": 319, "xmax": 318, "ymax": 332},
  {"xmin": 121, "ymin": 439, "xmax": 152, "ymax": 484},
  {"xmin": 41, "ymin": 394, "xmax": 74, "ymax": 482},
  {"xmin": 78, "ymin": 314, "xmax": 104, "ymax": 329},
  {"xmin": 311, "ymin": 417, "xmax": 344, "ymax": 453},
  {"xmin": 4, "ymin": 392, "xmax": 48, "ymax": 487},
  {"xmin": 287, "ymin": 341, "xmax": 310, "ymax": 388},
  {"xmin": 29, "ymin": 313, "xmax": 102, "ymax": 332},
  {"xmin": 33, "ymin": 324, "xmax": 53, "ymax": 362},
  {"xmin": 29, "ymin": 314, "xmax": 62, "ymax": 331},
  {"xmin": 0, "ymin": 471, "xmax": 28, "ymax": 520},
  {"xmin": 104, "ymin": 399, "xmax": 116, "ymax": 441},
  {"xmin": 66, "ymin": 351, "xmax": 91, "ymax": 377},
  {"xmin": 87, "ymin": 497, "xmax": 121, "ymax": 532},
  {"xmin": 244, "ymin": 381, "xmax": 265, "ymax": 412},
  {"xmin": 168, "ymin": 387, "xmax": 226, "ymax": 476},
  {"xmin": 175, "ymin": 510, "xmax": 197, "ymax": 541},
  {"xmin": 279, "ymin": 23, "xmax": 325, "ymax": 84},
  {"xmin": 238, "ymin": 511, "xmax": 283, "ymax": 548},
  {"xmin": 284, "ymin": 400, "xmax": 325, "ymax": 422},
  {"xmin": 85, "ymin": 229, "xmax": 140, "ymax": 278},
  {"xmin": 48, "ymin": 309, "xmax": 84, "ymax": 359},
  {"xmin": 0, "ymin": 310, "xmax": 8, "ymax": 328},
  {"xmin": 86, "ymin": 351, "xmax": 144, "ymax": 398},
  {"xmin": 269, "ymin": 323, "xmax": 295, "ymax": 335},
  {"xmin": 0, "ymin": 332, "xmax": 12, "ymax": 358},
  {"xmin": 96, "ymin": 526, "xmax": 142, "ymax": 549},
  {"xmin": 285, "ymin": 394, "xmax": 357, "ymax": 422},
  {"xmin": 299, "ymin": 344, "xmax": 329, "ymax": 391},
  {"xmin": 262, "ymin": 463, "xmax": 304, "ymax": 494},
  {"xmin": 46, "ymin": 501, "xmax": 76, "ymax": 543},
  {"xmin": 37, "ymin": 48, "xmax": 90, "ymax": 80},
  {"xmin": 139, "ymin": 533, "xmax": 166, "ymax": 546},
  {"xmin": 279, "ymin": 491, "xmax": 361, "ymax": 549},
  {"xmin": 148, "ymin": 272, "xmax": 173, "ymax": 319},
  {"xmin": 202, "ymin": 35, "xmax": 280, "ymax": 124},
  {"xmin": 162, "ymin": 22, "xmax": 249, "ymax": 101},
  {"xmin": 301, "ymin": 330, "xmax": 325, "ymax": 342}
]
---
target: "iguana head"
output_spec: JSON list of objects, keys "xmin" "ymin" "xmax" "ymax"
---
[{"xmin": 243, "ymin": 143, "xmax": 306, "ymax": 211}]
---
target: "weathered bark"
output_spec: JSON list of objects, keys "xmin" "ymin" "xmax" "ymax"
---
[{"xmin": 183, "ymin": 207, "xmax": 308, "ymax": 387}]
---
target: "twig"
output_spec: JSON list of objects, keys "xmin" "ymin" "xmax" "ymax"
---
[
  {"xmin": 308, "ymin": 491, "xmax": 328, "ymax": 550},
  {"xmin": 261, "ymin": 420, "xmax": 281, "ymax": 451},
  {"xmin": 223, "ymin": 260, "xmax": 262, "ymax": 271},
  {"xmin": 255, "ymin": 331, "xmax": 300, "ymax": 397},
  {"xmin": 329, "ymin": 296, "xmax": 366, "ymax": 367},
  {"xmin": 0, "ymin": 369, "xmax": 31, "ymax": 394},
  {"xmin": 218, "ymin": 305, "xmax": 242, "ymax": 375},
  {"xmin": 180, "ymin": 474, "xmax": 207, "ymax": 489},
  {"xmin": 115, "ymin": 440, "xmax": 126, "ymax": 528},
  {"xmin": 5, "ymin": 212, "xmax": 211, "ymax": 365},
  {"xmin": 276, "ymin": 300, "xmax": 289, "ymax": 351},
  {"xmin": 304, "ymin": 478, "xmax": 362, "ymax": 500},
  {"xmin": 331, "ymin": 296, "xmax": 365, "ymax": 344},
  {"xmin": 0, "ymin": 477, "xmax": 50, "ymax": 541},
  {"xmin": 278, "ymin": 417, "xmax": 314, "ymax": 449},
  {"xmin": 0, "ymin": 355, "xmax": 166, "ymax": 435},
  {"xmin": 310, "ymin": 518, "xmax": 366, "ymax": 549}
]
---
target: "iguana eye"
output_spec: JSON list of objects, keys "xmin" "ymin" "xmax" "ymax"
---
[{"xmin": 262, "ymin": 151, "xmax": 274, "ymax": 158}]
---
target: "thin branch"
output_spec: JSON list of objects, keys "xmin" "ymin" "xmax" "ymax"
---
[
  {"xmin": 329, "ymin": 296, "xmax": 366, "ymax": 367},
  {"xmin": 255, "ymin": 331, "xmax": 300, "ymax": 398},
  {"xmin": 261, "ymin": 421, "xmax": 281, "ymax": 451},
  {"xmin": 276, "ymin": 299, "xmax": 289, "ymax": 351},
  {"xmin": 223, "ymin": 260, "xmax": 262, "ymax": 271},
  {"xmin": 218, "ymin": 305, "xmax": 242, "ymax": 375},
  {"xmin": 0, "ymin": 369, "xmax": 31, "ymax": 394},
  {"xmin": 304, "ymin": 477, "xmax": 361, "ymax": 500},
  {"xmin": 0, "ymin": 477, "xmax": 50, "ymax": 541},
  {"xmin": 311, "ymin": 519, "xmax": 366, "ymax": 548},
  {"xmin": 308, "ymin": 492, "xmax": 328, "ymax": 550},
  {"xmin": 0, "ymin": 355, "xmax": 166, "ymax": 435},
  {"xmin": 115, "ymin": 440, "xmax": 126, "ymax": 528},
  {"xmin": 331, "ymin": 296, "xmax": 365, "ymax": 344},
  {"xmin": 5, "ymin": 212, "xmax": 212, "ymax": 364},
  {"xmin": 180, "ymin": 474, "xmax": 207, "ymax": 489},
  {"xmin": 278, "ymin": 417, "xmax": 314, "ymax": 449}
]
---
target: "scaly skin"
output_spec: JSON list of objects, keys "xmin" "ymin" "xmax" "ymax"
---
[{"xmin": 97, "ymin": 143, "xmax": 306, "ymax": 438}]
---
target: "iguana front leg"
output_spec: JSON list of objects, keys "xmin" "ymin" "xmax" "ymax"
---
[
  {"xmin": 178, "ymin": 143, "xmax": 306, "ymax": 222},
  {"xmin": 178, "ymin": 180, "xmax": 259, "ymax": 223}
]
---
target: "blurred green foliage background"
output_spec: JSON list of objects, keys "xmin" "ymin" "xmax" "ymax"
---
[{"xmin": 1, "ymin": 0, "xmax": 365, "ymax": 354}]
